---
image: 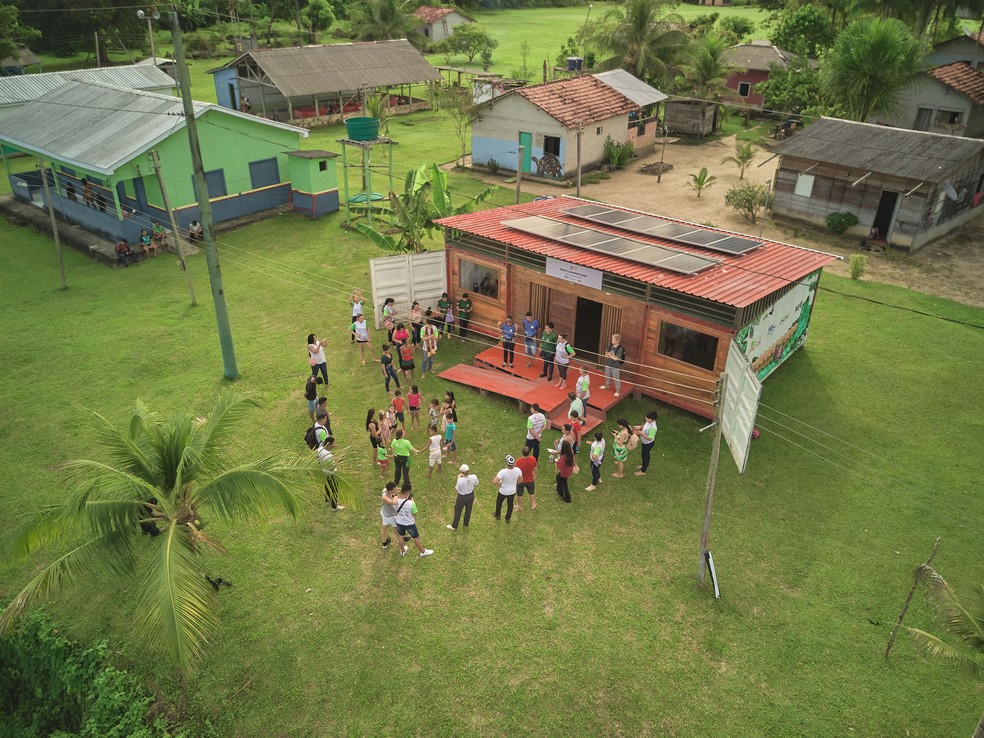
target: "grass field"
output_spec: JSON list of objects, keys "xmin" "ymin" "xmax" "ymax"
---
[{"xmin": 1, "ymin": 175, "xmax": 982, "ymax": 736}]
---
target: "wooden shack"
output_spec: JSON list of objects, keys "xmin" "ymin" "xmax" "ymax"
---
[{"xmin": 436, "ymin": 196, "xmax": 836, "ymax": 418}]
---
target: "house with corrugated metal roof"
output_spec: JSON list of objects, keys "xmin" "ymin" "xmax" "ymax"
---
[
  {"xmin": 435, "ymin": 196, "xmax": 835, "ymax": 417},
  {"xmin": 0, "ymin": 64, "xmax": 175, "ymax": 120},
  {"xmin": 0, "ymin": 80, "xmax": 335, "ymax": 245},
  {"xmin": 770, "ymin": 117, "xmax": 984, "ymax": 251},
  {"xmin": 412, "ymin": 6, "xmax": 474, "ymax": 43},
  {"xmin": 471, "ymin": 73, "xmax": 664, "ymax": 180},
  {"xmin": 207, "ymin": 40, "xmax": 441, "ymax": 125},
  {"xmin": 720, "ymin": 40, "xmax": 817, "ymax": 110}
]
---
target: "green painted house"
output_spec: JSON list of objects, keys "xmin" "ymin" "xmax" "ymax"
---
[{"xmin": 0, "ymin": 80, "xmax": 339, "ymax": 242}]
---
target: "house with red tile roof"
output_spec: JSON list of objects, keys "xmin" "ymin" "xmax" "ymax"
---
[
  {"xmin": 471, "ymin": 74, "xmax": 664, "ymax": 180},
  {"xmin": 412, "ymin": 6, "xmax": 474, "ymax": 42},
  {"xmin": 872, "ymin": 61, "xmax": 984, "ymax": 137}
]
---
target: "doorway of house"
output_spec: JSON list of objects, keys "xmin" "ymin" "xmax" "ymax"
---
[
  {"xmin": 872, "ymin": 190, "xmax": 899, "ymax": 240},
  {"xmin": 228, "ymin": 83, "xmax": 237, "ymax": 110},
  {"xmin": 575, "ymin": 297, "xmax": 603, "ymax": 363},
  {"xmin": 519, "ymin": 131, "xmax": 532, "ymax": 173}
]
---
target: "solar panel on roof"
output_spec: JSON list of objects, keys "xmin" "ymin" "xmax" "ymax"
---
[
  {"xmin": 563, "ymin": 207, "xmax": 764, "ymax": 256},
  {"xmin": 503, "ymin": 216, "xmax": 720, "ymax": 276}
]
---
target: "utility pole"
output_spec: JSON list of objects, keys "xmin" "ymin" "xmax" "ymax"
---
[
  {"xmin": 149, "ymin": 149, "xmax": 197, "ymax": 306},
  {"xmin": 37, "ymin": 158, "xmax": 67, "ymax": 290},
  {"xmin": 94, "ymin": 32, "xmax": 100, "ymax": 67},
  {"xmin": 575, "ymin": 122, "xmax": 583, "ymax": 197},
  {"xmin": 169, "ymin": 6, "xmax": 239, "ymax": 379},
  {"xmin": 515, "ymin": 145, "xmax": 524, "ymax": 204},
  {"xmin": 698, "ymin": 373, "xmax": 727, "ymax": 588}
]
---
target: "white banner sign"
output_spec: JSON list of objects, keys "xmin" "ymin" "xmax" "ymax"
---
[{"xmin": 545, "ymin": 257, "xmax": 604, "ymax": 290}]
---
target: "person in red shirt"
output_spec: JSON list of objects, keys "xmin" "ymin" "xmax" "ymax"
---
[
  {"xmin": 568, "ymin": 410, "xmax": 582, "ymax": 455},
  {"xmin": 555, "ymin": 440, "xmax": 575, "ymax": 504},
  {"xmin": 514, "ymin": 445, "xmax": 538, "ymax": 511}
]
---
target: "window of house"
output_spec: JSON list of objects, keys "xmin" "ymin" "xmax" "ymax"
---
[
  {"xmin": 544, "ymin": 135, "xmax": 561, "ymax": 157},
  {"xmin": 459, "ymin": 257, "xmax": 500, "ymax": 299},
  {"xmin": 319, "ymin": 160, "xmax": 328, "ymax": 172},
  {"xmin": 737, "ymin": 81, "xmax": 751, "ymax": 97},
  {"xmin": 596, "ymin": 126, "xmax": 602, "ymax": 135},
  {"xmin": 794, "ymin": 172, "xmax": 815, "ymax": 198},
  {"xmin": 657, "ymin": 321, "xmax": 718, "ymax": 371},
  {"xmin": 192, "ymin": 170, "xmax": 228, "ymax": 199},
  {"xmin": 249, "ymin": 158, "xmax": 280, "ymax": 189},
  {"xmin": 914, "ymin": 107, "xmax": 933, "ymax": 131},
  {"xmin": 935, "ymin": 110, "xmax": 963, "ymax": 126}
]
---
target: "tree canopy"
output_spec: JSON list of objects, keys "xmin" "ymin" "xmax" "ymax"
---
[{"xmin": 590, "ymin": 0, "xmax": 688, "ymax": 84}]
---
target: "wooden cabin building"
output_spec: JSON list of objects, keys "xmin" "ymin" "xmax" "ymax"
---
[{"xmin": 436, "ymin": 196, "xmax": 836, "ymax": 418}]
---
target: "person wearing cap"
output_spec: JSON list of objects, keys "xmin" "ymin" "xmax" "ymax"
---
[
  {"xmin": 447, "ymin": 464, "xmax": 479, "ymax": 531},
  {"xmin": 493, "ymin": 454, "xmax": 523, "ymax": 523}
]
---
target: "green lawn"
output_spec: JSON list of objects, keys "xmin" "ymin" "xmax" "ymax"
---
[{"xmin": 1, "ymin": 177, "xmax": 982, "ymax": 736}]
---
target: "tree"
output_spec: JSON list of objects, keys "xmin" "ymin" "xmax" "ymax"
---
[
  {"xmin": 0, "ymin": 392, "xmax": 337, "ymax": 671},
  {"xmin": 440, "ymin": 85, "xmax": 477, "ymax": 167},
  {"xmin": 687, "ymin": 167, "xmax": 717, "ymax": 198},
  {"xmin": 679, "ymin": 33, "xmax": 733, "ymax": 133},
  {"xmin": 0, "ymin": 5, "xmax": 39, "ymax": 61},
  {"xmin": 821, "ymin": 18, "xmax": 923, "ymax": 122},
  {"xmin": 757, "ymin": 58, "xmax": 827, "ymax": 115},
  {"xmin": 302, "ymin": 0, "xmax": 335, "ymax": 43},
  {"xmin": 447, "ymin": 23, "xmax": 498, "ymax": 64},
  {"xmin": 725, "ymin": 181, "xmax": 769, "ymax": 223},
  {"xmin": 18, "ymin": 0, "xmax": 142, "ymax": 62},
  {"xmin": 905, "ymin": 566, "xmax": 984, "ymax": 737},
  {"xmin": 769, "ymin": 4, "xmax": 835, "ymax": 58},
  {"xmin": 590, "ymin": 0, "xmax": 688, "ymax": 84},
  {"xmin": 721, "ymin": 141, "xmax": 756, "ymax": 180},
  {"xmin": 355, "ymin": 164, "xmax": 496, "ymax": 253},
  {"xmin": 718, "ymin": 16, "xmax": 754, "ymax": 43},
  {"xmin": 348, "ymin": 0, "xmax": 420, "ymax": 43}
]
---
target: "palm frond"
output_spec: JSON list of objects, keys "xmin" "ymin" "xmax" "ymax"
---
[
  {"xmin": 919, "ymin": 566, "xmax": 984, "ymax": 652},
  {"xmin": 83, "ymin": 406, "xmax": 159, "ymax": 484},
  {"xmin": 353, "ymin": 221, "xmax": 403, "ymax": 252},
  {"xmin": 134, "ymin": 521, "xmax": 216, "ymax": 671},
  {"xmin": 906, "ymin": 627, "xmax": 983, "ymax": 677},
  {"xmin": 0, "ymin": 504, "xmax": 76, "ymax": 558},
  {"xmin": 0, "ymin": 529, "xmax": 134, "ymax": 636}
]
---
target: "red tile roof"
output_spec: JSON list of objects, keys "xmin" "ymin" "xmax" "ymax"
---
[
  {"xmin": 929, "ymin": 61, "xmax": 984, "ymax": 105},
  {"xmin": 437, "ymin": 196, "xmax": 836, "ymax": 309},
  {"xmin": 413, "ymin": 6, "xmax": 464, "ymax": 24},
  {"xmin": 510, "ymin": 76, "xmax": 639, "ymax": 129}
]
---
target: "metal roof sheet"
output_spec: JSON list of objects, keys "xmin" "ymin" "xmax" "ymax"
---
[
  {"xmin": 0, "ymin": 64, "xmax": 175, "ymax": 107},
  {"xmin": 211, "ymin": 40, "xmax": 441, "ymax": 99},
  {"xmin": 772, "ymin": 117, "xmax": 984, "ymax": 183},
  {"xmin": 592, "ymin": 69, "xmax": 667, "ymax": 107},
  {"xmin": 0, "ymin": 80, "xmax": 306, "ymax": 175},
  {"xmin": 437, "ymin": 196, "xmax": 836, "ymax": 309}
]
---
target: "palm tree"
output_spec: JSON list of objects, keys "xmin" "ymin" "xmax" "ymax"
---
[
  {"xmin": 687, "ymin": 167, "xmax": 717, "ymax": 198},
  {"xmin": 348, "ymin": 0, "xmax": 420, "ymax": 44},
  {"xmin": 721, "ymin": 141, "xmax": 756, "ymax": 180},
  {"xmin": 821, "ymin": 18, "xmax": 923, "ymax": 122},
  {"xmin": 590, "ymin": 0, "xmax": 688, "ymax": 83},
  {"xmin": 0, "ymin": 391, "xmax": 339, "ymax": 671},
  {"xmin": 905, "ymin": 566, "xmax": 984, "ymax": 737},
  {"xmin": 679, "ymin": 33, "xmax": 733, "ymax": 134}
]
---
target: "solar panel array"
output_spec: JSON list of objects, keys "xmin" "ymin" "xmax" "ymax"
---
[
  {"xmin": 562, "ymin": 203, "xmax": 764, "ymax": 255},
  {"xmin": 502, "ymin": 216, "xmax": 721, "ymax": 276}
]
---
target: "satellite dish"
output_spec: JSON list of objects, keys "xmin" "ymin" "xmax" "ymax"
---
[{"xmin": 944, "ymin": 182, "xmax": 958, "ymax": 201}]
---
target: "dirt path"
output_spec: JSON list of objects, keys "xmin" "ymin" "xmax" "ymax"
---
[{"xmin": 459, "ymin": 135, "xmax": 984, "ymax": 309}]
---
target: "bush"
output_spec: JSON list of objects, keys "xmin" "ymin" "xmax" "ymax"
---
[
  {"xmin": 826, "ymin": 211, "xmax": 859, "ymax": 235},
  {"xmin": 486, "ymin": 158, "xmax": 500, "ymax": 176},
  {"xmin": 849, "ymin": 253, "xmax": 868, "ymax": 280},
  {"xmin": 724, "ymin": 181, "xmax": 769, "ymax": 222},
  {"xmin": 719, "ymin": 16, "xmax": 755, "ymax": 40},
  {"xmin": 603, "ymin": 136, "xmax": 634, "ymax": 169},
  {"xmin": 0, "ymin": 612, "xmax": 181, "ymax": 737}
]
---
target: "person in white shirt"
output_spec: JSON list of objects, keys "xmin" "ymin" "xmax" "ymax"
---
[
  {"xmin": 316, "ymin": 436, "xmax": 345, "ymax": 511},
  {"xmin": 307, "ymin": 332, "xmax": 328, "ymax": 384},
  {"xmin": 634, "ymin": 411, "xmax": 659, "ymax": 476},
  {"xmin": 379, "ymin": 481, "xmax": 400, "ymax": 549},
  {"xmin": 394, "ymin": 482, "xmax": 433, "ymax": 558},
  {"xmin": 447, "ymin": 464, "xmax": 479, "ymax": 530},
  {"xmin": 425, "ymin": 425, "xmax": 444, "ymax": 479},
  {"xmin": 586, "ymin": 432, "xmax": 606, "ymax": 491},
  {"xmin": 493, "ymin": 455, "xmax": 523, "ymax": 523},
  {"xmin": 525, "ymin": 403, "xmax": 546, "ymax": 460},
  {"xmin": 349, "ymin": 289, "xmax": 364, "ymax": 343},
  {"xmin": 576, "ymin": 365, "xmax": 591, "ymax": 419},
  {"xmin": 350, "ymin": 314, "xmax": 371, "ymax": 365}
]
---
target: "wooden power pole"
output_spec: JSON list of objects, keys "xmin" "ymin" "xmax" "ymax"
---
[
  {"xmin": 37, "ymin": 158, "xmax": 67, "ymax": 290},
  {"xmin": 149, "ymin": 149, "xmax": 197, "ymax": 306},
  {"xmin": 515, "ymin": 145, "xmax": 524, "ymax": 204},
  {"xmin": 698, "ymin": 373, "xmax": 727, "ymax": 588},
  {"xmin": 169, "ymin": 5, "xmax": 238, "ymax": 379}
]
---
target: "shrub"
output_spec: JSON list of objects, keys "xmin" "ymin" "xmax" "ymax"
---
[
  {"xmin": 486, "ymin": 158, "xmax": 500, "ymax": 176},
  {"xmin": 719, "ymin": 16, "xmax": 755, "ymax": 40},
  {"xmin": 826, "ymin": 211, "xmax": 859, "ymax": 235},
  {"xmin": 603, "ymin": 136, "xmax": 634, "ymax": 169},
  {"xmin": 724, "ymin": 181, "xmax": 769, "ymax": 222},
  {"xmin": 849, "ymin": 253, "xmax": 868, "ymax": 280}
]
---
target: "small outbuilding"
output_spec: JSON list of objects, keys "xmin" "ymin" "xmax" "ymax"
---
[
  {"xmin": 721, "ymin": 40, "xmax": 816, "ymax": 109},
  {"xmin": 471, "ymin": 73, "xmax": 664, "ymax": 179},
  {"xmin": 412, "ymin": 6, "xmax": 474, "ymax": 42},
  {"xmin": 771, "ymin": 117, "xmax": 984, "ymax": 251},
  {"xmin": 1, "ymin": 46, "xmax": 41, "ymax": 75},
  {"xmin": 0, "ymin": 80, "xmax": 316, "ymax": 243},
  {"xmin": 208, "ymin": 40, "xmax": 441, "ymax": 125},
  {"xmin": 436, "ymin": 196, "xmax": 836, "ymax": 417}
]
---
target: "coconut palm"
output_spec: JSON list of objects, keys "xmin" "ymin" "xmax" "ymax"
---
[
  {"xmin": 0, "ymin": 391, "xmax": 339, "ymax": 671},
  {"xmin": 590, "ymin": 0, "xmax": 688, "ymax": 83},
  {"xmin": 905, "ymin": 566, "xmax": 983, "ymax": 738},
  {"xmin": 721, "ymin": 141, "xmax": 756, "ymax": 180},
  {"xmin": 348, "ymin": 0, "xmax": 420, "ymax": 44},
  {"xmin": 679, "ymin": 33, "xmax": 733, "ymax": 133},
  {"xmin": 687, "ymin": 167, "xmax": 717, "ymax": 198},
  {"xmin": 821, "ymin": 18, "xmax": 923, "ymax": 122}
]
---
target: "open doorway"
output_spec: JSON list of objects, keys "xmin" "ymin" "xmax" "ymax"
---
[
  {"xmin": 575, "ymin": 297, "xmax": 603, "ymax": 363},
  {"xmin": 872, "ymin": 190, "xmax": 899, "ymax": 241}
]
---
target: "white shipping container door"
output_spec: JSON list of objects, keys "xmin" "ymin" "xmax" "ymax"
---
[
  {"xmin": 722, "ymin": 339, "xmax": 762, "ymax": 474},
  {"xmin": 369, "ymin": 251, "xmax": 448, "ymax": 329}
]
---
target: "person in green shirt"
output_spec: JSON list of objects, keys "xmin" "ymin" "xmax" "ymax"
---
[
  {"xmin": 456, "ymin": 293, "xmax": 472, "ymax": 341},
  {"xmin": 390, "ymin": 428, "xmax": 420, "ymax": 486},
  {"xmin": 436, "ymin": 292, "xmax": 452, "ymax": 336},
  {"xmin": 539, "ymin": 322, "xmax": 558, "ymax": 381}
]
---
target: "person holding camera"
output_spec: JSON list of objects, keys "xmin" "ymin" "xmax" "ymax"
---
[{"xmin": 394, "ymin": 483, "xmax": 434, "ymax": 558}]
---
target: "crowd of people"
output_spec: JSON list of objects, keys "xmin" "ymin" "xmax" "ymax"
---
[{"xmin": 300, "ymin": 291, "xmax": 661, "ymax": 561}]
